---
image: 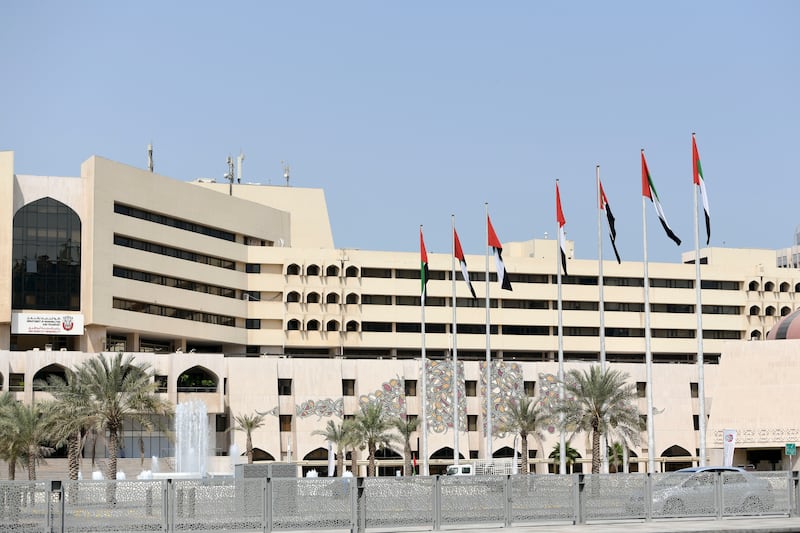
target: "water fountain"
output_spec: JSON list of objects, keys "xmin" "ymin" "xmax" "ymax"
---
[{"xmin": 173, "ymin": 400, "xmax": 209, "ymax": 478}]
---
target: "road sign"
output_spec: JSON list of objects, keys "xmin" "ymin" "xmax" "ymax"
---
[{"xmin": 786, "ymin": 443, "xmax": 796, "ymax": 456}]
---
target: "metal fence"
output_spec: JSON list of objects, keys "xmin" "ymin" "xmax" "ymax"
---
[{"xmin": 1, "ymin": 471, "xmax": 798, "ymax": 533}]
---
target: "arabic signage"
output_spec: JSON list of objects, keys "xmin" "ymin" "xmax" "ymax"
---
[{"xmin": 11, "ymin": 313, "xmax": 84, "ymax": 335}]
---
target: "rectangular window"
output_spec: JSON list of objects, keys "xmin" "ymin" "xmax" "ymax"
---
[
  {"xmin": 636, "ymin": 382, "xmax": 646, "ymax": 398},
  {"xmin": 215, "ymin": 414, "xmax": 228, "ymax": 432},
  {"xmin": 245, "ymin": 319, "xmax": 261, "ymax": 329},
  {"xmin": 9, "ymin": 373, "xmax": 24, "ymax": 392},
  {"xmin": 693, "ymin": 415, "xmax": 700, "ymax": 431},
  {"xmin": 467, "ymin": 415, "xmax": 478, "ymax": 432},
  {"xmin": 524, "ymin": 381, "xmax": 536, "ymax": 396},
  {"xmin": 342, "ymin": 379, "xmax": 355, "ymax": 396},
  {"xmin": 155, "ymin": 375, "xmax": 168, "ymax": 393},
  {"xmin": 361, "ymin": 322, "xmax": 393, "ymax": 332},
  {"xmin": 407, "ymin": 414, "xmax": 418, "ymax": 425},
  {"xmin": 245, "ymin": 263, "xmax": 261, "ymax": 273},
  {"xmin": 465, "ymin": 381, "xmax": 477, "ymax": 397},
  {"xmin": 470, "ymin": 450, "xmax": 479, "ymax": 459},
  {"xmin": 650, "ymin": 278, "xmax": 694, "ymax": 289},
  {"xmin": 278, "ymin": 379, "xmax": 292, "ymax": 396},
  {"xmin": 405, "ymin": 380, "xmax": 417, "ymax": 396},
  {"xmin": 690, "ymin": 382, "xmax": 699, "ymax": 398},
  {"xmin": 279, "ymin": 415, "xmax": 292, "ymax": 432},
  {"xmin": 361, "ymin": 268, "xmax": 392, "ymax": 278},
  {"xmin": 362, "ymin": 294, "xmax": 393, "ymax": 305}
]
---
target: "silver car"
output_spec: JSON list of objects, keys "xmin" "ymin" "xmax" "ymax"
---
[{"xmin": 649, "ymin": 466, "xmax": 774, "ymax": 515}]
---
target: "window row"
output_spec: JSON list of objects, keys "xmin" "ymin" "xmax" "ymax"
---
[
  {"xmin": 748, "ymin": 305, "xmax": 794, "ymax": 317},
  {"xmin": 113, "ymin": 266, "xmax": 237, "ymax": 298},
  {"xmin": 114, "ymin": 235, "xmax": 236, "ymax": 270},
  {"xmin": 113, "ymin": 297, "xmax": 236, "ymax": 327},
  {"xmin": 747, "ymin": 280, "xmax": 800, "ymax": 293}
]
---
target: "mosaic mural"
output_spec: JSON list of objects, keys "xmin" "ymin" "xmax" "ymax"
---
[
  {"xmin": 295, "ymin": 398, "xmax": 344, "ymax": 419},
  {"xmin": 426, "ymin": 359, "xmax": 466, "ymax": 434},
  {"xmin": 479, "ymin": 360, "xmax": 525, "ymax": 437},
  {"xmin": 358, "ymin": 377, "xmax": 405, "ymax": 418}
]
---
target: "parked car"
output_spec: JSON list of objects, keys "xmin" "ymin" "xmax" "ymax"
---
[{"xmin": 646, "ymin": 466, "xmax": 774, "ymax": 515}]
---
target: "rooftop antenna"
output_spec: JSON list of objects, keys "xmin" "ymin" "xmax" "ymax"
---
[
  {"xmin": 147, "ymin": 143, "xmax": 154, "ymax": 173},
  {"xmin": 237, "ymin": 151, "xmax": 244, "ymax": 183},
  {"xmin": 282, "ymin": 160, "xmax": 290, "ymax": 187},
  {"xmin": 225, "ymin": 155, "xmax": 234, "ymax": 195}
]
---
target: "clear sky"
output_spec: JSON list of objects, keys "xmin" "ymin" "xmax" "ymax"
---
[{"xmin": 1, "ymin": 2, "xmax": 797, "ymax": 263}]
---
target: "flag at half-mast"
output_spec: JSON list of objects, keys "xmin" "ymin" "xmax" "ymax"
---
[
  {"xmin": 641, "ymin": 150, "xmax": 681, "ymax": 246},
  {"xmin": 487, "ymin": 215, "xmax": 512, "ymax": 291},
  {"xmin": 556, "ymin": 181, "xmax": 569, "ymax": 276},
  {"xmin": 599, "ymin": 180, "xmax": 622, "ymax": 263},
  {"xmin": 454, "ymin": 227, "xmax": 477, "ymax": 298},
  {"xmin": 420, "ymin": 227, "xmax": 429, "ymax": 301},
  {"xmin": 693, "ymin": 133, "xmax": 711, "ymax": 245}
]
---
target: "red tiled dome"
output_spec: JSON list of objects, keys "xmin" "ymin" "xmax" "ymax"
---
[{"xmin": 767, "ymin": 309, "xmax": 800, "ymax": 340}]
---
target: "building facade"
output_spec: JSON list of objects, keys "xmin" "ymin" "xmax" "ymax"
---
[{"xmin": 1, "ymin": 150, "xmax": 799, "ymax": 475}]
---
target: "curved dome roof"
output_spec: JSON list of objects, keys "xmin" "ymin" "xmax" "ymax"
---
[{"xmin": 767, "ymin": 309, "xmax": 800, "ymax": 340}]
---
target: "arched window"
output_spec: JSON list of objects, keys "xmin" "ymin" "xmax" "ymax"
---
[
  {"xmin": 750, "ymin": 330, "xmax": 761, "ymax": 340},
  {"xmin": 346, "ymin": 320, "xmax": 359, "ymax": 332},
  {"xmin": 345, "ymin": 266, "xmax": 359, "ymax": 278},
  {"xmin": 286, "ymin": 291, "xmax": 301, "ymax": 303},
  {"xmin": 765, "ymin": 306, "xmax": 776, "ymax": 316},
  {"xmin": 286, "ymin": 264, "xmax": 301, "ymax": 276},
  {"xmin": 764, "ymin": 281, "xmax": 775, "ymax": 292},
  {"xmin": 32, "ymin": 364, "xmax": 68, "ymax": 391},
  {"xmin": 749, "ymin": 305, "xmax": 760, "ymax": 316},
  {"xmin": 782, "ymin": 306, "xmax": 792, "ymax": 317},
  {"xmin": 306, "ymin": 264, "xmax": 320, "ymax": 276},
  {"xmin": 287, "ymin": 319, "xmax": 300, "ymax": 331},
  {"xmin": 177, "ymin": 366, "xmax": 218, "ymax": 392},
  {"xmin": 748, "ymin": 280, "xmax": 760, "ymax": 291},
  {"xmin": 346, "ymin": 293, "xmax": 359, "ymax": 305},
  {"xmin": 661, "ymin": 445, "xmax": 692, "ymax": 472},
  {"xmin": 306, "ymin": 292, "xmax": 321, "ymax": 304},
  {"xmin": 307, "ymin": 319, "xmax": 320, "ymax": 331},
  {"xmin": 326, "ymin": 265, "xmax": 339, "ymax": 277},
  {"xmin": 326, "ymin": 320, "xmax": 340, "ymax": 332},
  {"xmin": 326, "ymin": 293, "xmax": 340, "ymax": 304},
  {"xmin": 12, "ymin": 197, "xmax": 81, "ymax": 310},
  {"xmin": 780, "ymin": 282, "xmax": 791, "ymax": 293}
]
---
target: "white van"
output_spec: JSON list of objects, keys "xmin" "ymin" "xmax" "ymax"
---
[{"xmin": 445, "ymin": 464, "xmax": 474, "ymax": 476}]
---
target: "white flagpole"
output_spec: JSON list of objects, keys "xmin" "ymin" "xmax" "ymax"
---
[
  {"xmin": 420, "ymin": 225, "xmax": 429, "ymax": 476},
  {"xmin": 693, "ymin": 134, "xmax": 708, "ymax": 467},
  {"xmin": 451, "ymin": 214, "xmax": 460, "ymax": 465},
  {"xmin": 597, "ymin": 166, "xmax": 609, "ymax": 474},
  {"xmin": 485, "ymin": 203, "xmax": 493, "ymax": 460},
  {"xmin": 641, "ymin": 168, "xmax": 656, "ymax": 474},
  {"xmin": 556, "ymin": 180, "xmax": 566, "ymax": 475}
]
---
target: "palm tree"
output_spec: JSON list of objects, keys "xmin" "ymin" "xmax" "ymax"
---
[
  {"xmin": 231, "ymin": 412, "xmax": 266, "ymax": 464},
  {"xmin": 352, "ymin": 402, "xmax": 396, "ymax": 477},
  {"xmin": 390, "ymin": 415, "xmax": 418, "ymax": 476},
  {"xmin": 75, "ymin": 353, "xmax": 172, "ymax": 481},
  {"xmin": 549, "ymin": 442, "xmax": 580, "ymax": 473},
  {"xmin": 608, "ymin": 441, "xmax": 626, "ymax": 473},
  {"xmin": 47, "ymin": 369, "xmax": 96, "ymax": 480},
  {"xmin": 342, "ymin": 418, "xmax": 361, "ymax": 476},
  {"xmin": 0, "ymin": 391, "xmax": 27, "ymax": 480},
  {"xmin": 556, "ymin": 365, "xmax": 642, "ymax": 473},
  {"xmin": 499, "ymin": 396, "xmax": 548, "ymax": 474},
  {"xmin": 312, "ymin": 419, "xmax": 350, "ymax": 476},
  {"xmin": 0, "ymin": 400, "xmax": 57, "ymax": 480}
]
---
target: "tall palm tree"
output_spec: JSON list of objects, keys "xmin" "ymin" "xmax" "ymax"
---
[
  {"xmin": 390, "ymin": 415, "xmax": 418, "ymax": 476},
  {"xmin": 499, "ymin": 396, "xmax": 548, "ymax": 474},
  {"xmin": 608, "ymin": 441, "xmax": 626, "ymax": 473},
  {"xmin": 75, "ymin": 353, "xmax": 172, "ymax": 481},
  {"xmin": 312, "ymin": 419, "xmax": 350, "ymax": 476},
  {"xmin": 556, "ymin": 365, "xmax": 642, "ymax": 473},
  {"xmin": 0, "ymin": 391, "xmax": 25, "ymax": 480},
  {"xmin": 352, "ymin": 402, "xmax": 395, "ymax": 477},
  {"xmin": 47, "ymin": 370, "xmax": 96, "ymax": 480},
  {"xmin": 0, "ymin": 400, "xmax": 57, "ymax": 480},
  {"xmin": 343, "ymin": 418, "xmax": 361, "ymax": 476},
  {"xmin": 231, "ymin": 412, "xmax": 266, "ymax": 464}
]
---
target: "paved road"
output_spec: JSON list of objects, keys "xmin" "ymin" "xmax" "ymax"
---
[{"xmin": 358, "ymin": 516, "xmax": 800, "ymax": 533}]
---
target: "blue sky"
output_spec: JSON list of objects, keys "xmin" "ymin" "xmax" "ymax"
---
[{"xmin": 1, "ymin": 2, "xmax": 797, "ymax": 263}]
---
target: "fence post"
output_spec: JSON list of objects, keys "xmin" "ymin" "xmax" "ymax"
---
[
  {"xmin": 644, "ymin": 473, "xmax": 652, "ymax": 521},
  {"xmin": 263, "ymin": 477, "xmax": 271, "ymax": 533},
  {"xmin": 49, "ymin": 480, "xmax": 64, "ymax": 533},
  {"xmin": 792, "ymin": 471, "xmax": 799, "ymax": 517},
  {"xmin": 165, "ymin": 478, "xmax": 173, "ymax": 533},
  {"xmin": 504, "ymin": 474, "xmax": 512, "ymax": 528},
  {"xmin": 572, "ymin": 474, "xmax": 585, "ymax": 525},
  {"xmin": 433, "ymin": 475, "xmax": 441, "ymax": 531}
]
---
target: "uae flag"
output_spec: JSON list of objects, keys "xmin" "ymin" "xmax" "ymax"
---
[
  {"xmin": 641, "ymin": 150, "xmax": 681, "ymax": 246},
  {"xmin": 453, "ymin": 227, "xmax": 477, "ymax": 298},
  {"xmin": 693, "ymin": 133, "xmax": 711, "ymax": 245},
  {"xmin": 555, "ymin": 181, "xmax": 568, "ymax": 276},
  {"xmin": 420, "ymin": 227, "xmax": 429, "ymax": 301},
  {"xmin": 487, "ymin": 215, "xmax": 512, "ymax": 291},
  {"xmin": 599, "ymin": 180, "xmax": 622, "ymax": 263}
]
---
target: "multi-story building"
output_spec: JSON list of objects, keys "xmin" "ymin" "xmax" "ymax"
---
[{"xmin": 1, "ymin": 150, "xmax": 799, "ymax": 475}]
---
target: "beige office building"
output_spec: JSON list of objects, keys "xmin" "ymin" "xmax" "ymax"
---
[{"xmin": 1, "ymin": 150, "xmax": 799, "ymax": 475}]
